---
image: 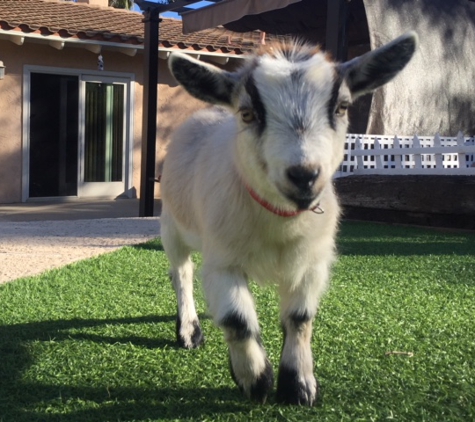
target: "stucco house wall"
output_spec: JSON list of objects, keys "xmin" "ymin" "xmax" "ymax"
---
[
  {"xmin": 0, "ymin": 26, "xmax": 244, "ymax": 203},
  {"xmin": 0, "ymin": 40, "xmax": 23, "ymax": 203},
  {"xmin": 0, "ymin": 39, "xmax": 215, "ymax": 203}
]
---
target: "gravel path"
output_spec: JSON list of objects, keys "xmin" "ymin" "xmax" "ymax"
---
[{"xmin": 0, "ymin": 217, "xmax": 161, "ymax": 284}]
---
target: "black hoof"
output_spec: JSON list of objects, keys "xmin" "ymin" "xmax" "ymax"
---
[
  {"xmin": 250, "ymin": 359, "xmax": 274, "ymax": 404},
  {"xmin": 231, "ymin": 358, "xmax": 274, "ymax": 404},
  {"xmin": 176, "ymin": 318, "xmax": 205, "ymax": 349},
  {"xmin": 276, "ymin": 365, "xmax": 319, "ymax": 406}
]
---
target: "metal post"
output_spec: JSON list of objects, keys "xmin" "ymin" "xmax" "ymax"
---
[
  {"xmin": 139, "ymin": 7, "xmax": 161, "ymax": 217},
  {"xmin": 326, "ymin": 0, "xmax": 349, "ymax": 62}
]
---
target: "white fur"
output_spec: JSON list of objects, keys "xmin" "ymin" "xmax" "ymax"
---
[{"xmin": 161, "ymin": 35, "xmax": 417, "ymax": 404}]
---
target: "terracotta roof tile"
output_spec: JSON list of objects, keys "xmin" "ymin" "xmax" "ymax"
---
[
  {"xmin": 0, "ymin": 0, "xmax": 144, "ymax": 43},
  {"xmin": 0, "ymin": 0, "xmax": 291, "ymax": 54}
]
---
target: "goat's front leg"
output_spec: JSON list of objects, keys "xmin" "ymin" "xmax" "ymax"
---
[
  {"xmin": 276, "ymin": 267, "xmax": 328, "ymax": 406},
  {"xmin": 202, "ymin": 266, "xmax": 274, "ymax": 403}
]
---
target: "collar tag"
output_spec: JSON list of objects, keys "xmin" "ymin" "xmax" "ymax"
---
[{"xmin": 311, "ymin": 205, "xmax": 324, "ymax": 215}]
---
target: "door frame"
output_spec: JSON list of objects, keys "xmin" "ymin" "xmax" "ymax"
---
[{"xmin": 22, "ymin": 65, "xmax": 135, "ymax": 202}]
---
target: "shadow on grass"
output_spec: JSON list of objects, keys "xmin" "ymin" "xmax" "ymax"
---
[
  {"xmin": 338, "ymin": 221, "xmax": 475, "ymax": 256},
  {"xmin": 1, "ymin": 383, "xmax": 246, "ymax": 421},
  {"xmin": 0, "ymin": 315, "xmax": 237, "ymax": 422},
  {"xmin": 132, "ymin": 241, "xmax": 164, "ymax": 252}
]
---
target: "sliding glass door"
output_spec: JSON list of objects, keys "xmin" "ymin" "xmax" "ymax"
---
[
  {"xmin": 25, "ymin": 68, "xmax": 133, "ymax": 201},
  {"xmin": 84, "ymin": 82, "xmax": 124, "ymax": 183},
  {"xmin": 79, "ymin": 77, "xmax": 128, "ymax": 197},
  {"xmin": 29, "ymin": 73, "xmax": 79, "ymax": 198}
]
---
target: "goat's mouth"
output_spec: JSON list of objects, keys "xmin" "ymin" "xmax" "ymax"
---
[
  {"xmin": 275, "ymin": 180, "xmax": 323, "ymax": 211},
  {"xmin": 286, "ymin": 193, "xmax": 319, "ymax": 211}
]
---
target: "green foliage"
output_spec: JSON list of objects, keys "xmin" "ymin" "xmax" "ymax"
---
[
  {"xmin": 109, "ymin": 0, "xmax": 134, "ymax": 10},
  {"xmin": 0, "ymin": 222, "xmax": 474, "ymax": 421}
]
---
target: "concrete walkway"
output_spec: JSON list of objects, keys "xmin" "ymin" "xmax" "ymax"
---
[
  {"xmin": 0, "ymin": 199, "xmax": 162, "ymax": 284},
  {"xmin": 0, "ymin": 198, "xmax": 161, "ymax": 222}
]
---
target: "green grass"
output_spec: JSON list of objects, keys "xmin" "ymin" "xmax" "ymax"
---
[{"xmin": 1, "ymin": 221, "xmax": 474, "ymax": 421}]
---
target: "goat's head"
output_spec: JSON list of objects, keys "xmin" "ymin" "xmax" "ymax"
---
[{"xmin": 169, "ymin": 32, "xmax": 417, "ymax": 211}]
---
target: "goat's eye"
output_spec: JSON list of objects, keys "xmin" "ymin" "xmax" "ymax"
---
[
  {"xmin": 240, "ymin": 109, "xmax": 256, "ymax": 123},
  {"xmin": 335, "ymin": 101, "xmax": 350, "ymax": 117}
]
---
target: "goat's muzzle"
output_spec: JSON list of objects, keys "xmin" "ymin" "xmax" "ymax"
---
[
  {"xmin": 285, "ymin": 165, "xmax": 321, "ymax": 210},
  {"xmin": 286, "ymin": 165, "xmax": 319, "ymax": 190}
]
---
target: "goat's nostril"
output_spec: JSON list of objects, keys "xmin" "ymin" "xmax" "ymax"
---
[{"xmin": 286, "ymin": 166, "xmax": 319, "ymax": 189}]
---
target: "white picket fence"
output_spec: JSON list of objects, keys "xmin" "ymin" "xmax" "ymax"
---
[{"xmin": 335, "ymin": 132, "xmax": 475, "ymax": 178}]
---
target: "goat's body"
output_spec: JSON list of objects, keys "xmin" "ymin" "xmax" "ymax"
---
[
  {"xmin": 161, "ymin": 107, "xmax": 338, "ymax": 405},
  {"xmin": 161, "ymin": 34, "xmax": 417, "ymax": 405},
  {"xmin": 162, "ymin": 108, "xmax": 339, "ymax": 289}
]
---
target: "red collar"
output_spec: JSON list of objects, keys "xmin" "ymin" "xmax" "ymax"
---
[{"xmin": 245, "ymin": 184, "xmax": 323, "ymax": 217}]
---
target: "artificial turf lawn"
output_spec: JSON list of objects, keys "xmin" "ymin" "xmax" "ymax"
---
[{"xmin": 0, "ymin": 221, "xmax": 474, "ymax": 421}]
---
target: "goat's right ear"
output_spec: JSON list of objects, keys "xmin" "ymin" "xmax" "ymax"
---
[{"xmin": 168, "ymin": 52, "xmax": 236, "ymax": 106}]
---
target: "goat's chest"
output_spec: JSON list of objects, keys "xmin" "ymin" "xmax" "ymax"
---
[
  {"xmin": 238, "ymin": 223, "xmax": 313, "ymax": 285},
  {"xmin": 203, "ymin": 203, "xmax": 335, "ymax": 285}
]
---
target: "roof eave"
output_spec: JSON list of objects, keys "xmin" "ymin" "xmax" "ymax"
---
[{"xmin": 0, "ymin": 30, "xmax": 246, "ymax": 59}]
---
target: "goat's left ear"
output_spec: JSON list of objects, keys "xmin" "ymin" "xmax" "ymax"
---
[
  {"xmin": 341, "ymin": 31, "xmax": 418, "ymax": 100},
  {"xmin": 168, "ymin": 52, "xmax": 236, "ymax": 106}
]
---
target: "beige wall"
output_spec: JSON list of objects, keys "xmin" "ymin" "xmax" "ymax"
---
[
  {"xmin": 0, "ymin": 38, "xmax": 228, "ymax": 203},
  {"xmin": 0, "ymin": 41, "xmax": 23, "ymax": 203}
]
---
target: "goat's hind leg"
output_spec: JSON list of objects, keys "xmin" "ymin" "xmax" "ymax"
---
[
  {"xmin": 161, "ymin": 216, "xmax": 204, "ymax": 349},
  {"xmin": 169, "ymin": 258, "xmax": 204, "ymax": 349}
]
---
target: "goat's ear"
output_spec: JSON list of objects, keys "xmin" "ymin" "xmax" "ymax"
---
[
  {"xmin": 341, "ymin": 31, "xmax": 418, "ymax": 99},
  {"xmin": 168, "ymin": 52, "xmax": 236, "ymax": 106}
]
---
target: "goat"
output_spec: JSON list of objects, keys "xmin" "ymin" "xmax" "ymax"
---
[{"xmin": 160, "ymin": 33, "xmax": 417, "ymax": 405}]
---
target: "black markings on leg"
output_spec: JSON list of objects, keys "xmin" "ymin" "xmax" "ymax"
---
[
  {"xmin": 222, "ymin": 312, "xmax": 274, "ymax": 403},
  {"xmin": 289, "ymin": 310, "xmax": 312, "ymax": 327},
  {"xmin": 276, "ymin": 365, "xmax": 319, "ymax": 406},
  {"xmin": 280, "ymin": 311, "xmax": 311, "ymax": 345},
  {"xmin": 176, "ymin": 317, "xmax": 205, "ymax": 349},
  {"xmin": 220, "ymin": 312, "xmax": 252, "ymax": 341},
  {"xmin": 278, "ymin": 311, "xmax": 317, "ymax": 405}
]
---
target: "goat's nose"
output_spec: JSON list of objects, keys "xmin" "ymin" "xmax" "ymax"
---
[{"xmin": 286, "ymin": 166, "xmax": 319, "ymax": 190}]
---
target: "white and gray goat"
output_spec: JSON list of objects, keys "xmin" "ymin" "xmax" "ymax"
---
[{"xmin": 161, "ymin": 33, "xmax": 417, "ymax": 405}]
